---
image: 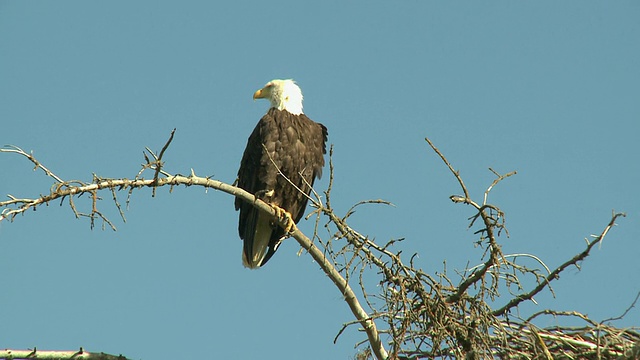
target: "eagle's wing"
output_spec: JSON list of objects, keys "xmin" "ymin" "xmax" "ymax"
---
[{"xmin": 235, "ymin": 113, "xmax": 275, "ymax": 268}]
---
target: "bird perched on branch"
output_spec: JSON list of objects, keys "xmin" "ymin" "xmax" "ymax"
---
[{"xmin": 235, "ymin": 79, "xmax": 328, "ymax": 268}]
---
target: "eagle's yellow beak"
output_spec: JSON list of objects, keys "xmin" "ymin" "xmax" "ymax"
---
[{"xmin": 253, "ymin": 87, "xmax": 269, "ymax": 100}]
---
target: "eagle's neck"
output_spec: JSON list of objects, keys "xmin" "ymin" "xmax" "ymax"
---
[
  {"xmin": 271, "ymin": 87, "xmax": 303, "ymax": 115},
  {"xmin": 273, "ymin": 101, "xmax": 303, "ymax": 116}
]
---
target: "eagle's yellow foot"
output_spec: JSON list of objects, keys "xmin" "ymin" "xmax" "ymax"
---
[{"xmin": 271, "ymin": 204, "xmax": 295, "ymax": 234}]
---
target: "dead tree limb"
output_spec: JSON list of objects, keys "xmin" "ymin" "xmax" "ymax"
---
[
  {"xmin": 0, "ymin": 347, "xmax": 129, "ymax": 360},
  {"xmin": 2, "ymin": 133, "xmax": 636, "ymax": 360},
  {"xmin": 1, "ymin": 134, "xmax": 389, "ymax": 360}
]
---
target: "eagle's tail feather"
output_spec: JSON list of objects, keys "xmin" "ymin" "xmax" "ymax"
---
[{"xmin": 242, "ymin": 213, "xmax": 272, "ymax": 269}]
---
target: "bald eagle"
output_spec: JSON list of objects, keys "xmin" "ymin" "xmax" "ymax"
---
[{"xmin": 235, "ymin": 79, "xmax": 328, "ymax": 268}]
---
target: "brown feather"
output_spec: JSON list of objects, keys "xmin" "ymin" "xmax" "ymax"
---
[{"xmin": 235, "ymin": 108, "xmax": 327, "ymax": 268}]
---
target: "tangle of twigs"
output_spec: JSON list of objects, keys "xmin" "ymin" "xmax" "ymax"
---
[{"xmin": 2, "ymin": 133, "xmax": 637, "ymax": 360}]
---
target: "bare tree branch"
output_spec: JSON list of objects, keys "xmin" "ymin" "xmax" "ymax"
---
[
  {"xmin": 0, "ymin": 133, "xmax": 389, "ymax": 360},
  {"xmin": 2, "ymin": 133, "xmax": 636, "ymax": 360},
  {"xmin": 493, "ymin": 211, "xmax": 627, "ymax": 317},
  {"xmin": 1, "ymin": 145, "xmax": 64, "ymax": 183},
  {"xmin": 0, "ymin": 347, "xmax": 129, "ymax": 360}
]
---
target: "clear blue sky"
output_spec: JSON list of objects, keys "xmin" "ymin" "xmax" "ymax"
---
[{"xmin": 1, "ymin": 1, "xmax": 638, "ymax": 359}]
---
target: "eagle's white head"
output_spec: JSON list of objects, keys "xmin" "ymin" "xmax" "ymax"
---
[{"xmin": 253, "ymin": 79, "xmax": 304, "ymax": 115}]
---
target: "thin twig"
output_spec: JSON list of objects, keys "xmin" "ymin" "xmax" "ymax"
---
[
  {"xmin": 493, "ymin": 212, "xmax": 627, "ymax": 317},
  {"xmin": 150, "ymin": 128, "xmax": 176, "ymax": 197},
  {"xmin": 425, "ymin": 137, "xmax": 470, "ymax": 201},
  {"xmin": 1, "ymin": 145, "xmax": 64, "ymax": 183}
]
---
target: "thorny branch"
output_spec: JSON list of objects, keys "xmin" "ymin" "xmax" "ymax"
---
[
  {"xmin": 2, "ymin": 133, "xmax": 637, "ymax": 360},
  {"xmin": 0, "ymin": 132, "xmax": 389, "ymax": 360}
]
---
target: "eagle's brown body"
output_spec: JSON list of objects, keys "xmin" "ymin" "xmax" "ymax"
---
[{"xmin": 236, "ymin": 106, "xmax": 327, "ymax": 268}]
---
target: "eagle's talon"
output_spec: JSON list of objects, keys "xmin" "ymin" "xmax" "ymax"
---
[{"xmin": 270, "ymin": 204, "xmax": 295, "ymax": 233}]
